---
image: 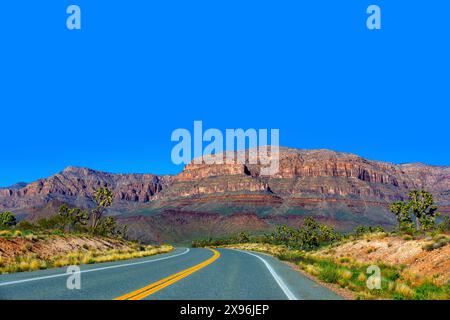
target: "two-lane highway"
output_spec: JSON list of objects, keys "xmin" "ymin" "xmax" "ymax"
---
[{"xmin": 0, "ymin": 248, "xmax": 341, "ymax": 300}]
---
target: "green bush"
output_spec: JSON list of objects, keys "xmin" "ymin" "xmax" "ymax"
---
[
  {"xmin": 437, "ymin": 216, "xmax": 450, "ymax": 233},
  {"xmin": 16, "ymin": 220, "xmax": 37, "ymax": 231},
  {"xmin": 353, "ymin": 225, "xmax": 385, "ymax": 238},
  {"xmin": 413, "ymin": 282, "xmax": 450, "ymax": 300},
  {"xmin": 0, "ymin": 212, "xmax": 17, "ymax": 228},
  {"xmin": 318, "ymin": 265, "xmax": 340, "ymax": 284}
]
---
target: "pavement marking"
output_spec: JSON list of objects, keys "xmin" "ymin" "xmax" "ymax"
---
[
  {"xmin": 0, "ymin": 248, "xmax": 190, "ymax": 287},
  {"xmin": 115, "ymin": 248, "xmax": 220, "ymax": 300},
  {"xmin": 230, "ymin": 249, "xmax": 298, "ymax": 300}
]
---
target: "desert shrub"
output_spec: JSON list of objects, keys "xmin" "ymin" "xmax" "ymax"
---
[
  {"xmin": 433, "ymin": 239, "xmax": 447, "ymax": 250},
  {"xmin": 436, "ymin": 216, "xmax": 450, "ymax": 233},
  {"xmin": 57, "ymin": 204, "xmax": 89, "ymax": 232},
  {"xmin": 422, "ymin": 235, "xmax": 449, "ymax": 251},
  {"xmin": 422, "ymin": 243, "xmax": 434, "ymax": 251},
  {"xmin": 318, "ymin": 265, "xmax": 340, "ymax": 283},
  {"xmin": 16, "ymin": 220, "xmax": 37, "ymax": 231},
  {"xmin": 413, "ymin": 282, "xmax": 450, "ymax": 300},
  {"xmin": 277, "ymin": 250, "xmax": 304, "ymax": 263},
  {"xmin": 0, "ymin": 212, "xmax": 17, "ymax": 229},
  {"xmin": 37, "ymin": 215, "xmax": 66, "ymax": 231},
  {"xmin": 383, "ymin": 268, "xmax": 401, "ymax": 282},
  {"xmin": 94, "ymin": 216, "xmax": 127, "ymax": 238},
  {"xmin": 0, "ymin": 230, "xmax": 12, "ymax": 237},
  {"xmin": 353, "ymin": 225, "xmax": 385, "ymax": 238}
]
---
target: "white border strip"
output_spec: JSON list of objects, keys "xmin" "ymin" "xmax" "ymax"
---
[
  {"xmin": 0, "ymin": 248, "xmax": 190, "ymax": 287},
  {"xmin": 230, "ymin": 249, "xmax": 297, "ymax": 300}
]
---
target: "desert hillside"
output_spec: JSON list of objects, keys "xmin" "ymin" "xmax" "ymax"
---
[
  {"xmin": 0, "ymin": 231, "xmax": 172, "ymax": 274},
  {"xmin": 314, "ymin": 234, "xmax": 450, "ymax": 285}
]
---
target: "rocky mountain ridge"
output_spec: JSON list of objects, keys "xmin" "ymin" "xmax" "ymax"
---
[{"xmin": 1, "ymin": 148, "xmax": 448, "ymax": 241}]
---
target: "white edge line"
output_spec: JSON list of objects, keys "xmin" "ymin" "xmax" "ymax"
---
[
  {"xmin": 229, "ymin": 249, "xmax": 297, "ymax": 300},
  {"xmin": 0, "ymin": 248, "xmax": 190, "ymax": 287}
]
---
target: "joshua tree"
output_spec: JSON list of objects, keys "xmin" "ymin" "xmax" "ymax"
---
[
  {"xmin": 237, "ymin": 232, "xmax": 250, "ymax": 243},
  {"xmin": 408, "ymin": 190, "xmax": 440, "ymax": 231},
  {"xmin": 90, "ymin": 187, "xmax": 114, "ymax": 232},
  {"xmin": 389, "ymin": 190, "xmax": 440, "ymax": 232}
]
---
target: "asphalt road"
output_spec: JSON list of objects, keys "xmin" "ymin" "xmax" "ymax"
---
[{"xmin": 0, "ymin": 248, "xmax": 341, "ymax": 300}]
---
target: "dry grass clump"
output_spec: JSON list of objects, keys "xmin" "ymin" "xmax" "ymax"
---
[
  {"xmin": 304, "ymin": 264, "xmax": 320, "ymax": 276},
  {"xmin": 0, "ymin": 253, "xmax": 47, "ymax": 273},
  {"xmin": 394, "ymin": 283, "xmax": 414, "ymax": 298},
  {"xmin": 339, "ymin": 269, "xmax": 353, "ymax": 280},
  {"xmin": 357, "ymin": 272, "xmax": 367, "ymax": 282}
]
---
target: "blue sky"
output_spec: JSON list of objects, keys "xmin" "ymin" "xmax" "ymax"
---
[{"xmin": 0, "ymin": 1, "xmax": 449, "ymax": 187}]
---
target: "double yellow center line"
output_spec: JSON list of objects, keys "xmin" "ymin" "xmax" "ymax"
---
[{"xmin": 115, "ymin": 248, "xmax": 220, "ymax": 300}]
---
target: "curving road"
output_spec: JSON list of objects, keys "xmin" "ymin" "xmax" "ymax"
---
[{"xmin": 0, "ymin": 248, "xmax": 341, "ymax": 300}]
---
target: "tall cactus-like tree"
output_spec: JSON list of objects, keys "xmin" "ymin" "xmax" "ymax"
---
[
  {"xmin": 90, "ymin": 187, "xmax": 114, "ymax": 232},
  {"xmin": 389, "ymin": 190, "xmax": 440, "ymax": 232},
  {"xmin": 408, "ymin": 190, "xmax": 440, "ymax": 231}
]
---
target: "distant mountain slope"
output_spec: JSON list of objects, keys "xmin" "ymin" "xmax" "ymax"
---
[
  {"xmin": 1, "ymin": 148, "xmax": 449, "ymax": 242},
  {"xmin": 4, "ymin": 182, "xmax": 28, "ymax": 190},
  {"xmin": 0, "ymin": 166, "xmax": 166, "ymax": 211}
]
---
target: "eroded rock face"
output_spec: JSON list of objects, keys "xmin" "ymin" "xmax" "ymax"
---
[
  {"xmin": 1, "ymin": 148, "xmax": 449, "ymax": 216},
  {"xmin": 161, "ymin": 148, "xmax": 450, "ymax": 204},
  {"xmin": 177, "ymin": 163, "xmax": 248, "ymax": 181}
]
